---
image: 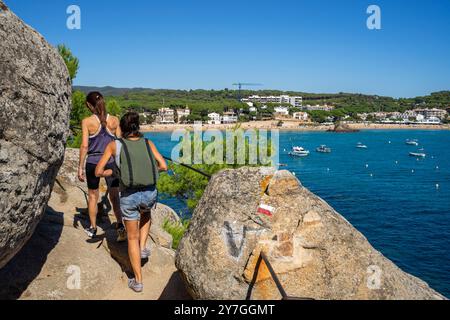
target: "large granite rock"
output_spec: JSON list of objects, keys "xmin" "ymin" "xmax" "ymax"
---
[
  {"xmin": 176, "ymin": 167, "xmax": 445, "ymax": 300},
  {"xmin": 0, "ymin": 1, "xmax": 72, "ymax": 268}
]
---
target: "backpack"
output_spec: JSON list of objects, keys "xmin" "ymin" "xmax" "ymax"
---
[{"xmin": 117, "ymin": 138, "xmax": 159, "ymax": 189}]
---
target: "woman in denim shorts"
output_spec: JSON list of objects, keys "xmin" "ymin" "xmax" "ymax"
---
[{"xmin": 95, "ymin": 112, "xmax": 167, "ymax": 293}]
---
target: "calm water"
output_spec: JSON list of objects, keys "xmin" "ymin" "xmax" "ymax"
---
[{"xmin": 146, "ymin": 130, "xmax": 450, "ymax": 297}]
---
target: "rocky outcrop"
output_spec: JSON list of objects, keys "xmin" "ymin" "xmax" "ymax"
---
[
  {"xmin": 0, "ymin": 1, "xmax": 72, "ymax": 268},
  {"xmin": 329, "ymin": 121, "xmax": 359, "ymax": 132},
  {"xmin": 176, "ymin": 167, "xmax": 445, "ymax": 300}
]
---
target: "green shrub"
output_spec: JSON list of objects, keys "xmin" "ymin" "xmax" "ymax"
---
[{"xmin": 162, "ymin": 218, "xmax": 190, "ymax": 250}]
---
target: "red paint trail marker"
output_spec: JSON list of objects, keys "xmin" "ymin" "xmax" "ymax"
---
[{"xmin": 257, "ymin": 204, "xmax": 275, "ymax": 217}]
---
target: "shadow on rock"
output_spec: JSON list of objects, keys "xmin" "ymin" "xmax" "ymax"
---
[
  {"xmin": 0, "ymin": 207, "xmax": 64, "ymax": 300},
  {"xmin": 158, "ymin": 271, "xmax": 192, "ymax": 300}
]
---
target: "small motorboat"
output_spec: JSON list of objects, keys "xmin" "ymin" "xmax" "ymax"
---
[
  {"xmin": 356, "ymin": 142, "xmax": 367, "ymax": 149},
  {"xmin": 409, "ymin": 152, "xmax": 426, "ymax": 158},
  {"xmin": 406, "ymin": 139, "xmax": 419, "ymax": 146},
  {"xmin": 289, "ymin": 146, "xmax": 310, "ymax": 157},
  {"xmin": 316, "ymin": 145, "xmax": 331, "ymax": 153}
]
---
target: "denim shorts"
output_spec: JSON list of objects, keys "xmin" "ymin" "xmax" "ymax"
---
[{"xmin": 120, "ymin": 186, "xmax": 158, "ymax": 221}]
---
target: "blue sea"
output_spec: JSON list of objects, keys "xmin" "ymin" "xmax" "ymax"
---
[{"xmin": 145, "ymin": 130, "xmax": 450, "ymax": 298}]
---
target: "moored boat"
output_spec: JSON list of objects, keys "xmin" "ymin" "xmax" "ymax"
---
[
  {"xmin": 289, "ymin": 146, "xmax": 310, "ymax": 157},
  {"xmin": 316, "ymin": 145, "xmax": 331, "ymax": 153},
  {"xmin": 356, "ymin": 142, "xmax": 367, "ymax": 149},
  {"xmin": 409, "ymin": 152, "xmax": 426, "ymax": 158},
  {"xmin": 406, "ymin": 139, "xmax": 419, "ymax": 146}
]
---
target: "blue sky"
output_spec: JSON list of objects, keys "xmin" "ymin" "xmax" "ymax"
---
[{"xmin": 6, "ymin": 0, "xmax": 450, "ymax": 97}]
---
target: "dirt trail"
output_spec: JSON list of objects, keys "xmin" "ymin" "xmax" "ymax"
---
[{"xmin": 0, "ymin": 177, "xmax": 190, "ymax": 300}]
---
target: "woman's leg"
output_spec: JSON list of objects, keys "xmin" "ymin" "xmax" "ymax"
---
[
  {"xmin": 87, "ymin": 189, "xmax": 99, "ymax": 228},
  {"xmin": 109, "ymin": 187, "xmax": 122, "ymax": 224},
  {"xmin": 139, "ymin": 211, "xmax": 151, "ymax": 251},
  {"xmin": 124, "ymin": 220, "xmax": 142, "ymax": 283}
]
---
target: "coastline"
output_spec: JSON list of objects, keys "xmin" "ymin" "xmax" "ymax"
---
[{"xmin": 141, "ymin": 121, "xmax": 450, "ymax": 133}]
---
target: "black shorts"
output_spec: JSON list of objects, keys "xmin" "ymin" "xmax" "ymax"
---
[{"xmin": 85, "ymin": 163, "xmax": 120, "ymax": 190}]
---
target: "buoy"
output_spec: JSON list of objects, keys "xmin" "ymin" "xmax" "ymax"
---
[
  {"xmin": 292, "ymin": 172, "xmax": 296, "ymax": 176},
  {"xmin": 388, "ymin": 141, "xmax": 391, "ymax": 144},
  {"xmin": 436, "ymin": 184, "xmax": 439, "ymax": 189},
  {"xmin": 327, "ymin": 168, "xmax": 330, "ymax": 171},
  {"xmin": 370, "ymin": 173, "xmax": 373, "ymax": 177},
  {"xmin": 412, "ymin": 170, "xmax": 415, "ymax": 173},
  {"xmin": 395, "ymin": 161, "xmax": 398, "ymax": 164},
  {"xmin": 436, "ymin": 166, "xmax": 439, "ymax": 170},
  {"xmin": 365, "ymin": 164, "xmax": 369, "ymax": 168}
]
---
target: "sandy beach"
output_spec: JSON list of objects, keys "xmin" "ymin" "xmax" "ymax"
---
[{"xmin": 141, "ymin": 121, "xmax": 450, "ymax": 133}]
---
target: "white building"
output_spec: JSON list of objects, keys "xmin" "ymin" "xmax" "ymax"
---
[
  {"xmin": 157, "ymin": 108, "xmax": 175, "ymax": 124},
  {"xmin": 221, "ymin": 111, "xmax": 238, "ymax": 124},
  {"xmin": 273, "ymin": 106, "xmax": 289, "ymax": 116},
  {"xmin": 303, "ymin": 104, "xmax": 335, "ymax": 112},
  {"xmin": 246, "ymin": 95, "xmax": 302, "ymax": 108},
  {"xmin": 176, "ymin": 108, "xmax": 190, "ymax": 122},
  {"xmin": 249, "ymin": 106, "xmax": 257, "ymax": 113},
  {"xmin": 293, "ymin": 112, "xmax": 309, "ymax": 121},
  {"xmin": 207, "ymin": 112, "xmax": 221, "ymax": 125},
  {"xmin": 417, "ymin": 116, "xmax": 441, "ymax": 124},
  {"xmin": 414, "ymin": 108, "xmax": 447, "ymax": 120}
]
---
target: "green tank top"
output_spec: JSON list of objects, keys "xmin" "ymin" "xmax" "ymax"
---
[{"xmin": 119, "ymin": 138, "xmax": 159, "ymax": 189}]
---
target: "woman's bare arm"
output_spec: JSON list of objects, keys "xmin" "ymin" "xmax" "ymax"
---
[
  {"xmin": 148, "ymin": 140, "xmax": 168, "ymax": 171},
  {"xmin": 78, "ymin": 119, "xmax": 89, "ymax": 182},
  {"xmin": 95, "ymin": 142, "xmax": 116, "ymax": 178},
  {"xmin": 115, "ymin": 118, "xmax": 122, "ymax": 138}
]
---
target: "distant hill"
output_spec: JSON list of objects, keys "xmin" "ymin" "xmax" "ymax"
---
[
  {"xmin": 72, "ymin": 86, "xmax": 450, "ymax": 117},
  {"xmin": 73, "ymin": 86, "xmax": 156, "ymax": 96}
]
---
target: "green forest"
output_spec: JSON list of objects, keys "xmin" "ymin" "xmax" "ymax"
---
[{"xmin": 74, "ymin": 85, "xmax": 450, "ymax": 122}]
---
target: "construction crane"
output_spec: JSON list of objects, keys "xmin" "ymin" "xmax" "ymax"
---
[{"xmin": 232, "ymin": 83, "xmax": 262, "ymax": 102}]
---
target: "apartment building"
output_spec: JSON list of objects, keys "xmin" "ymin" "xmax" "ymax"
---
[
  {"xmin": 176, "ymin": 108, "xmax": 191, "ymax": 123},
  {"xmin": 244, "ymin": 95, "xmax": 303, "ymax": 108},
  {"xmin": 157, "ymin": 108, "xmax": 175, "ymax": 124},
  {"xmin": 303, "ymin": 104, "xmax": 335, "ymax": 111},
  {"xmin": 221, "ymin": 111, "xmax": 238, "ymax": 124},
  {"xmin": 414, "ymin": 108, "xmax": 447, "ymax": 120}
]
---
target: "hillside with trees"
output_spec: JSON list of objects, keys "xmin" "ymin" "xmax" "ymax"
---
[{"xmin": 74, "ymin": 86, "xmax": 450, "ymax": 120}]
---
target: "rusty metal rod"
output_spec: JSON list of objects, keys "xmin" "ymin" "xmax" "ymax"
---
[{"xmin": 260, "ymin": 251, "xmax": 288, "ymax": 299}]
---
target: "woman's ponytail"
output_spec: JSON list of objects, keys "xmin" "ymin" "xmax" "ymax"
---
[{"xmin": 86, "ymin": 91, "xmax": 107, "ymax": 128}]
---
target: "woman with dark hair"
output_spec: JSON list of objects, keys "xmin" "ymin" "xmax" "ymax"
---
[
  {"xmin": 95, "ymin": 112, "xmax": 167, "ymax": 292},
  {"xmin": 78, "ymin": 92, "xmax": 126, "ymax": 242}
]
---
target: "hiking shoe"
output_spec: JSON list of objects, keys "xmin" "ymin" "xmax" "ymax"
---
[
  {"xmin": 141, "ymin": 248, "xmax": 151, "ymax": 259},
  {"xmin": 128, "ymin": 278, "xmax": 143, "ymax": 293},
  {"xmin": 85, "ymin": 227, "xmax": 97, "ymax": 238},
  {"xmin": 116, "ymin": 226, "xmax": 127, "ymax": 243}
]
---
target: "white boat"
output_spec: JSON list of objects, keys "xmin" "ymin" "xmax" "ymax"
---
[
  {"xmin": 316, "ymin": 145, "xmax": 331, "ymax": 153},
  {"xmin": 289, "ymin": 146, "xmax": 310, "ymax": 157},
  {"xmin": 406, "ymin": 139, "xmax": 419, "ymax": 146},
  {"xmin": 409, "ymin": 152, "xmax": 426, "ymax": 158},
  {"xmin": 356, "ymin": 142, "xmax": 367, "ymax": 149}
]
